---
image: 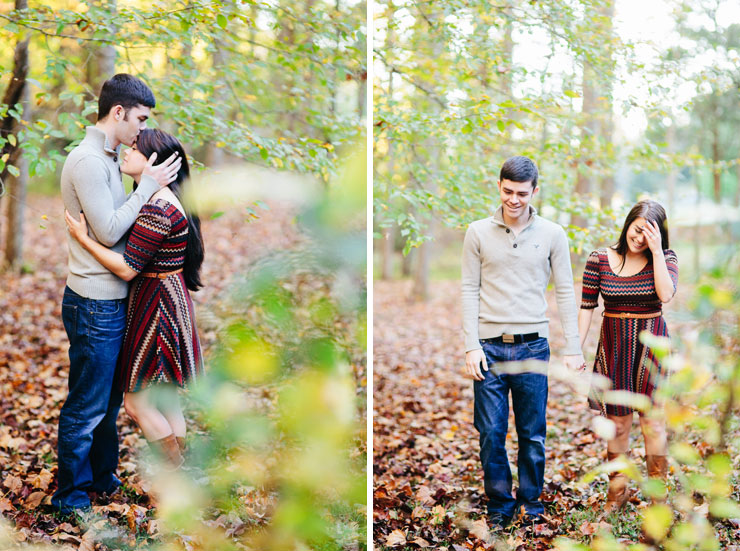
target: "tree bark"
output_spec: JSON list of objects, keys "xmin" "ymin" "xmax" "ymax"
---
[
  {"xmin": 0, "ymin": 0, "xmax": 30, "ymax": 271},
  {"xmin": 381, "ymin": 227, "xmax": 394, "ymax": 280},
  {"xmin": 85, "ymin": 0, "xmax": 117, "ymax": 123}
]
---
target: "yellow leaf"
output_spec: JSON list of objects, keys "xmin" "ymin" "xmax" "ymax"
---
[{"xmin": 642, "ymin": 504, "xmax": 672, "ymax": 542}]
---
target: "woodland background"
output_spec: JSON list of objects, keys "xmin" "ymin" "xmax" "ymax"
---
[
  {"xmin": 373, "ymin": 0, "xmax": 740, "ymax": 549},
  {"xmin": 0, "ymin": 1, "xmax": 367, "ymax": 550}
]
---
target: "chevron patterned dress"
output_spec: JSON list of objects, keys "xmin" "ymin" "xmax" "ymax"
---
[
  {"xmin": 117, "ymin": 199, "xmax": 203, "ymax": 392},
  {"xmin": 581, "ymin": 248, "xmax": 678, "ymax": 416}
]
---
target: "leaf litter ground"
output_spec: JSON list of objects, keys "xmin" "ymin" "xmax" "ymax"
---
[
  {"xmin": 373, "ymin": 279, "xmax": 740, "ymax": 550},
  {"xmin": 0, "ymin": 193, "xmax": 360, "ymax": 549}
]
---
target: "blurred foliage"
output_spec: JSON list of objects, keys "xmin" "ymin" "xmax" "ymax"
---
[
  {"xmin": 0, "ymin": 0, "xmax": 366, "ymax": 186},
  {"xmin": 0, "ymin": 146, "xmax": 367, "ymax": 550},
  {"xmin": 373, "ymin": 0, "xmax": 740, "ymax": 257},
  {"xmin": 553, "ymin": 243, "xmax": 740, "ymax": 550}
]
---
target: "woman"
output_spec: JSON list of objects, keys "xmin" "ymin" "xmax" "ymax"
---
[
  {"xmin": 66, "ymin": 128, "xmax": 204, "ymax": 468},
  {"xmin": 578, "ymin": 200, "xmax": 678, "ymax": 514}
]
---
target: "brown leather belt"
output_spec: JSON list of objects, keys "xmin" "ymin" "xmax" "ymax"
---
[
  {"xmin": 603, "ymin": 311, "xmax": 661, "ymax": 319},
  {"xmin": 140, "ymin": 268, "xmax": 183, "ymax": 279}
]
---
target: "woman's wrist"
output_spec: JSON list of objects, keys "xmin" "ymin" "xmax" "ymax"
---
[{"xmin": 652, "ymin": 248, "xmax": 665, "ymax": 259}]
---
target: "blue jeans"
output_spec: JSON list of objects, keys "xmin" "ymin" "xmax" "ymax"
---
[
  {"xmin": 473, "ymin": 337, "xmax": 550, "ymax": 519},
  {"xmin": 52, "ymin": 286, "xmax": 125, "ymax": 513}
]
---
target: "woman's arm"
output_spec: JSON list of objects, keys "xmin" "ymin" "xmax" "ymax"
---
[
  {"xmin": 65, "ymin": 210, "xmax": 138, "ymax": 281},
  {"xmin": 578, "ymin": 308, "xmax": 594, "ymax": 352}
]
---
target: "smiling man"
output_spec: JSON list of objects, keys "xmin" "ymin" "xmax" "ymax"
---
[
  {"xmin": 54, "ymin": 73, "xmax": 181, "ymax": 515},
  {"xmin": 461, "ymin": 155, "xmax": 585, "ymax": 528}
]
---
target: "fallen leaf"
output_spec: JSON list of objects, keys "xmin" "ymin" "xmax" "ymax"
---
[
  {"xmin": 385, "ymin": 529, "xmax": 407, "ymax": 547},
  {"xmin": 24, "ymin": 491, "xmax": 47, "ymax": 509}
]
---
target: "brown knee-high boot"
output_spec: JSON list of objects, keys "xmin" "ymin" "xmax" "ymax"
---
[
  {"xmin": 151, "ymin": 434, "xmax": 184, "ymax": 468},
  {"xmin": 646, "ymin": 455, "xmax": 668, "ymax": 502},
  {"xmin": 604, "ymin": 451, "xmax": 630, "ymax": 514}
]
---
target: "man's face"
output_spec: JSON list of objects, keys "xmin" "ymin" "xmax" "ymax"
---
[
  {"xmin": 497, "ymin": 178, "xmax": 538, "ymax": 219},
  {"xmin": 112, "ymin": 104, "xmax": 150, "ymax": 147}
]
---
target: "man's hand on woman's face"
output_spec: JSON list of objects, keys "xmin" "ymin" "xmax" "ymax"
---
[{"xmin": 142, "ymin": 151, "xmax": 182, "ymax": 188}]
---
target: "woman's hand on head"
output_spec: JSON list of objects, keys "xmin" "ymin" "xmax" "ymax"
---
[
  {"xmin": 644, "ymin": 219, "xmax": 663, "ymax": 254},
  {"xmin": 65, "ymin": 210, "xmax": 88, "ymax": 242}
]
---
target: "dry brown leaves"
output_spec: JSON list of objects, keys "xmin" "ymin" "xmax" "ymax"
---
[
  {"xmin": 0, "ymin": 194, "xmax": 301, "ymax": 548},
  {"xmin": 373, "ymin": 279, "xmax": 697, "ymax": 550}
]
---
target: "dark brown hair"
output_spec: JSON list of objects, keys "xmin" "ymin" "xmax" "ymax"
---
[{"xmin": 135, "ymin": 129, "xmax": 204, "ymax": 291}]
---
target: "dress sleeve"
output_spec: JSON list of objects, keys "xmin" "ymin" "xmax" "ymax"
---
[
  {"xmin": 580, "ymin": 250, "xmax": 601, "ymax": 309},
  {"xmin": 664, "ymin": 249, "xmax": 678, "ymax": 293},
  {"xmin": 123, "ymin": 203, "xmax": 171, "ymax": 273}
]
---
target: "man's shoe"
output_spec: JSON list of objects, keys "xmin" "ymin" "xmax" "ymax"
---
[{"xmin": 488, "ymin": 513, "xmax": 512, "ymax": 530}]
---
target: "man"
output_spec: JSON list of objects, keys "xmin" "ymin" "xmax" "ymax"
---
[
  {"xmin": 53, "ymin": 73, "xmax": 182, "ymax": 514},
  {"xmin": 461, "ymin": 156, "xmax": 584, "ymax": 527}
]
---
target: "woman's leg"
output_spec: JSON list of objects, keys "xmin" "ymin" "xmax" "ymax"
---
[
  {"xmin": 158, "ymin": 385, "xmax": 186, "ymax": 438},
  {"xmin": 607, "ymin": 413, "xmax": 632, "ymax": 454},
  {"xmin": 124, "ymin": 389, "xmax": 174, "ymax": 441},
  {"xmin": 604, "ymin": 413, "xmax": 633, "ymax": 514},
  {"xmin": 639, "ymin": 414, "xmax": 667, "ymax": 456}
]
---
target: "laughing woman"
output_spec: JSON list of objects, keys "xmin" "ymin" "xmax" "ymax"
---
[
  {"xmin": 578, "ymin": 200, "xmax": 678, "ymax": 514},
  {"xmin": 66, "ymin": 128, "xmax": 204, "ymax": 467}
]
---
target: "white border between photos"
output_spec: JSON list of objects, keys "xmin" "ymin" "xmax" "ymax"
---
[{"xmin": 366, "ymin": 0, "xmax": 374, "ymax": 548}]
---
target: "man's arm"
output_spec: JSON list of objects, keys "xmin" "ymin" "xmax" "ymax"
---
[
  {"xmin": 73, "ymin": 156, "xmax": 159, "ymax": 247},
  {"xmin": 462, "ymin": 224, "xmax": 487, "ymax": 380},
  {"xmin": 550, "ymin": 226, "xmax": 585, "ymax": 367}
]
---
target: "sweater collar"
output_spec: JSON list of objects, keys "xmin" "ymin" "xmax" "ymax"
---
[
  {"xmin": 84, "ymin": 126, "xmax": 121, "ymax": 157},
  {"xmin": 491, "ymin": 204, "xmax": 538, "ymax": 229}
]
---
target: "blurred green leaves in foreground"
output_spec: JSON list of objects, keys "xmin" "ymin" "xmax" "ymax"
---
[
  {"xmin": 552, "ymin": 245, "xmax": 740, "ymax": 550},
  {"xmin": 0, "ymin": 145, "xmax": 367, "ymax": 550}
]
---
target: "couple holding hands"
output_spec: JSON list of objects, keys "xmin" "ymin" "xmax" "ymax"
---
[{"xmin": 461, "ymin": 155, "xmax": 678, "ymax": 528}]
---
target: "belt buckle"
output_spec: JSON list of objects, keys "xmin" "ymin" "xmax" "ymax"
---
[{"xmin": 502, "ymin": 334, "xmax": 515, "ymax": 344}]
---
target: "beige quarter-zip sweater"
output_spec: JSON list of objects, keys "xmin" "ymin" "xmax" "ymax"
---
[
  {"xmin": 461, "ymin": 205, "xmax": 581, "ymax": 355},
  {"xmin": 61, "ymin": 126, "xmax": 159, "ymax": 299}
]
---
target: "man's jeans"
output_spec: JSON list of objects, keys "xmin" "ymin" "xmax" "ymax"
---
[
  {"xmin": 52, "ymin": 286, "xmax": 125, "ymax": 513},
  {"xmin": 473, "ymin": 336, "xmax": 550, "ymax": 520}
]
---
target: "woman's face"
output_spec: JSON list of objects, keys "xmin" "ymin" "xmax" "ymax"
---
[
  {"xmin": 120, "ymin": 143, "xmax": 148, "ymax": 177},
  {"xmin": 625, "ymin": 216, "xmax": 649, "ymax": 254}
]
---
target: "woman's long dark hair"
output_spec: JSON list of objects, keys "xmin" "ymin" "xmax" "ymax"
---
[
  {"xmin": 612, "ymin": 199, "xmax": 669, "ymax": 272},
  {"xmin": 135, "ymin": 129, "xmax": 204, "ymax": 291}
]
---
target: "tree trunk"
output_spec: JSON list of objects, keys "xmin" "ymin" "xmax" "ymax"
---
[
  {"xmin": 401, "ymin": 247, "xmax": 414, "ymax": 277},
  {"xmin": 0, "ymin": 0, "xmax": 30, "ymax": 271},
  {"xmin": 381, "ymin": 227, "xmax": 394, "ymax": 280},
  {"xmin": 411, "ymin": 234, "xmax": 432, "ymax": 301},
  {"xmin": 712, "ymin": 124, "xmax": 721, "ymax": 201},
  {"xmin": 205, "ymin": 42, "xmax": 228, "ymax": 168},
  {"xmin": 665, "ymin": 122, "xmax": 677, "ymax": 216},
  {"xmin": 85, "ymin": 0, "xmax": 117, "ymax": 123}
]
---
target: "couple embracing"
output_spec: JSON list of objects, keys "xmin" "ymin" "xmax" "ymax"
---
[
  {"xmin": 52, "ymin": 74, "xmax": 205, "ymax": 515},
  {"xmin": 461, "ymin": 156, "xmax": 679, "ymax": 528}
]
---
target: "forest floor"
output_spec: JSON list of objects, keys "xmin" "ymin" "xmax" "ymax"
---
[
  {"xmin": 0, "ymin": 193, "xmax": 365, "ymax": 550},
  {"xmin": 373, "ymin": 279, "xmax": 740, "ymax": 551}
]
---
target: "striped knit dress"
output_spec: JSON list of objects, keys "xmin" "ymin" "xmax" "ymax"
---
[
  {"xmin": 581, "ymin": 248, "xmax": 678, "ymax": 416},
  {"xmin": 117, "ymin": 199, "xmax": 203, "ymax": 392}
]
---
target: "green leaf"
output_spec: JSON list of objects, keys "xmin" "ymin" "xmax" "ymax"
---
[
  {"xmin": 7, "ymin": 134, "xmax": 16, "ymax": 147},
  {"xmin": 709, "ymin": 498, "xmax": 740, "ymax": 518},
  {"xmin": 210, "ymin": 211, "xmax": 225, "ymax": 219},
  {"xmin": 641, "ymin": 504, "xmax": 672, "ymax": 542},
  {"xmin": 217, "ymin": 14, "xmax": 227, "ymax": 29},
  {"xmin": 564, "ymin": 89, "xmax": 580, "ymax": 98},
  {"xmin": 497, "ymin": 120, "xmax": 506, "ymax": 132},
  {"xmin": 669, "ymin": 442, "xmax": 700, "ymax": 464},
  {"xmin": 260, "ymin": 147, "xmax": 269, "ymax": 161},
  {"xmin": 7, "ymin": 165, "xmax": 19, "ymax": 177}
]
